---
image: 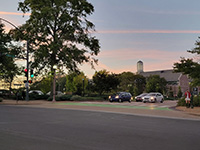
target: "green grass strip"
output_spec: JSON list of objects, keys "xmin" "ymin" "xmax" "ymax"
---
[{"xmin": 56, "ymin": 102, "xmax": 171, "ymax": 111}]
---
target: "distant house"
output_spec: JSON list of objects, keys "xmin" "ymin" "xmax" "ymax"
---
[{"xmin": 140, "ymin": 69, "xmax": 190, "ymax": 96}]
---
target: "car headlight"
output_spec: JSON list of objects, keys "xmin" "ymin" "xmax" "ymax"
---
[
  {"xmin": 150, "ymin": 97, "xmax": 154, "ymax": 100},
  {"xmin": 109, "ymin": 96, "xmax": 111, "ymax": 99},
  {"xmin": 115, "ymin": 95, "xmax": 119, "ymax": 99}
]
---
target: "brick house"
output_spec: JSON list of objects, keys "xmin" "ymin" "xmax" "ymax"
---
[{"xmin": 140, "ymin": 69, "xmax": 190, "ymax": 97}]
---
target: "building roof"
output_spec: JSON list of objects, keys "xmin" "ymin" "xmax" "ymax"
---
[{"xmin": 140, "ymin": 69, "xmax": 182, "ymax": 82}]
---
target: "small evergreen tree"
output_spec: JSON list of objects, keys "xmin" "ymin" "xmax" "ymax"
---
[{"xmin": 177, "ymin": 86, "xmax": 183, "ymax": 98}]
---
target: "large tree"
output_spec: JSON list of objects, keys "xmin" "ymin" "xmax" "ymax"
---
[
  {"xmin": 118, "ymin": 72, "xmax": 135, "ymax": 92},
  {"xmin": 66, "ymin": 72, "xmax": 88, "ymax": 95},
  {"xmin": 0, "ymin": 23, "xmax": 21, "ymax": 93},
  {"xmin": 15, "ymin": 0, "xmax": 100, "ymax": 76},
  {"xmin": 92, "ymin": 70, "xmax": 119, "ymax": 95},
  {"xmin": 145, "ymin": 75, "xmax": 167, "ymax": 94},
  {"xmin": 118, "ymin": 72, "xmax": 146, "ymax": 95},
  {"xmin": 174, "ymin": 37, "xmax": 200, "ymax": 86}
]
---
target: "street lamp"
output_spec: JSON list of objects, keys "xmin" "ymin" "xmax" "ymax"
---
[
  {"xmin": 53, "ymin": 65, "xmax": 57, "ymax": 102},
  {"xmin": 0, "ymin": 17, "xmax": 30, "ymax": 101}
]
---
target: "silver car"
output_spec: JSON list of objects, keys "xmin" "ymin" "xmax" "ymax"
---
[
  {"xmin": 135, "ymin": 93, "xmax": 148, "ymax": 102},
  {"xmin": 29, "ymin": 90, "xmax": 44, "ymax": 95},
  {"xmin": 142, "ymin": 92, "xmax": 164, "ymax": 103}
]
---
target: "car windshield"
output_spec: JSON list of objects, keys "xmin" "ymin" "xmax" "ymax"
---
[
  {"xmin": 148, "ymin": 93, "xmax": 156, "ymax": 96},
  {"xmin": 116, "ymin": 92, "xmax": 124, "ymax": 95},
  {"xmin": 139, "ymin": 93, "xmax": 147, "ymax": 96}
]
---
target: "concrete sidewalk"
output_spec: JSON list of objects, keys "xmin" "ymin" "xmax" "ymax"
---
[{"xmin": 1, "ymin": 99, "xmax": 200, "ymax": 120}]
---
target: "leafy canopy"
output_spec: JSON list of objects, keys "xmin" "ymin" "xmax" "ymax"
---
[
  {"xmin": 66, "ymin": 72, "xmax": 88, "ymax": 95},
  {"xmin": 145, "ymin": 75, "xmax": 167, "ymax": 93},
  {"xmin": 17, "ymin": 0, "xmax": 100, "ymax": 74},
  {"xmin": 92, "ymin": 70, "xmax": 120, "ymax": 95},
  {"xmin": 0, "ymin": 23, "xmax": 21, "ymax": 89},
  {"xmin": 174, "ymin": 37, "xmax": 200, "ymax": 86},
  {"xmin": 118, "ymin": 72, "xmax": 146, "ymax": 95}
]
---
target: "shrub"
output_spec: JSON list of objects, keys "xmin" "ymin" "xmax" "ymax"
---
[
  {"xmin": 59, "ymin": 95, "xmax": 73, "ymax": 101},
  {"xmin": 29, "ymin": 94, "xmax": 49, "ymax": 100},
  {"xmin": 47, "ymin": 97, "xmax": 52, "ymax": 101},
  {"xmin": 0, "ymin": 98, "xmax": 3, "ymax": 102},
  {"xmin": 177, "ymin": 98, "xmax": 186, "ymax": 106},
  {"xmin": 47, "ymin": 96, "xmax": 60, "ymax": 101},
  {"xmin": 83, "ymin": 97, "xmax": 104, "ymax": 101},
  {"xmin": 192, "ymin": 95, "xmax": 200, "ymax": 106},
  {"xmin": 47, "ymin": 95, "xmax": 73, "ymax": 101},
  {"xmin": 70, "ymin": 95, "xmax": 82, "ymax": 101},
  {"xmin": 177, "ymin": 95, "xmax": 200, "ymax": 107}
]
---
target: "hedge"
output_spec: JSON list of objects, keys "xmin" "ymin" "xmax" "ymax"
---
[{"xmin": 177, "ymin": 95, "xmax": 200, "ymax": 107}]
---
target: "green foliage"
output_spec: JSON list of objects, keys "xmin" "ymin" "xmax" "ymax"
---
[
  {"xmin": 70, "ymin": 95, "xmax": 82, "ymax": 101},
  {"xmin": 177, "ymin": 86, "xmax": 183, "ymax": 98},
  {"xmin": 39, "ymin": 77, "xmax": 52, "ymax": 94},
  {"xmin": 145, "ymin": 75, "xmax": 167, "ymax": 93},
  {"xmin": 133, "ymin": 74, "xmax": 146, "ymax": 96},
  {"xmin": 66, "ymin": 72, "xmax": 77, "ymax": 93},
  {"xmin": 177, "ymin": 98, "xmax": 186, "ymax": 106},
  {"xmin": 92, "ymin": 70, "xmax": 120, "ymax": 95},
  {"xmin": 70, "ymin": 95, "xmax": 104, "ymax": 101},
  {"xmin": 118, "ymin": 72, "xmax": 146, "ymax": 96},
  {"xmin": 29, "ymin": 93, "xmax": 49, "ymax": 100},
  {"xmin": 59, "ymin": 95, "xmax": 73, "ymax": 101},
  {"xmin": 30, "ymin": 75, "xmax": 66, "ymax": 94},
  {"xmin": 174, "ymin": 58, "xmax": 200, "ymax": 86},
  {"xmin": 32, "ymin": 77, "xmax": 52, "ymax": 94},
  {"xmin": 66, "ymin": 72, "xmax": 88, "ymax": 95},
  {"xmin": 177, "ymin": 95, "xmax": 200, "ymax": 107},
  {"xmin": 118, "ymin": 72, "xmax": 135, "ymax": 92},
  {"xmin": 47, "ymin": 94, "xmax": 104, "ymax": 101},
  {"xmin": 17, "ymin": 0, "xmax": 100, "ymax": 76},
  {"xmin": 57, "ymin": 76, "xmax": 66, "ymax": 93},
  {"xmin": 47, "ymin": 94, "xmax": 73, "ymax": 101},
  {"xmin": 47, "ymin": 96, "xmax": 60, "ymax": 101},
  {"xmin": 174, "ymin": 37, "xmax": 200, "ymax": 86},
  {"xmin": 0, "ymin": 23, "xmax": 22, "ymax": 92}
]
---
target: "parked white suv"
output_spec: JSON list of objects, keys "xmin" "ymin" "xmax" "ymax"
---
[{"xmin": 142, "ymin": 92, "xmax": 164, "ymax": 103}]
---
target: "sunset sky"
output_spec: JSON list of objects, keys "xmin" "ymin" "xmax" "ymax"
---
[{"xmin": 0, "ymin": 0, "xmax": 200, "ymax": 78}]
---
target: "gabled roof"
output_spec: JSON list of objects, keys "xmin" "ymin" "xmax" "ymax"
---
[{"xmin": 140, "ymin": 69, "xmax": 182, "ymax": 82}]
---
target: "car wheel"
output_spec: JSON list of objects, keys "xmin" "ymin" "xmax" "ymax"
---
[
  {"xmin": 129, "ymin": 99, "xmax": 131, "ymax": 103},
  {"xmin": 109, "ymin": 100, "xmax": 113, "ymax": 103},
  {"xmin": 160, "ymin": 99, "xmax": 164, "ymax": 103},
  {"xmin": 143, "ymin": 101, "xmax": 146, "ymax": 103},
  {"xmin": 119, "ymin": 99, "xmax": 123, "ymax": 103}
]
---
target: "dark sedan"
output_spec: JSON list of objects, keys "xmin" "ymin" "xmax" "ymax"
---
[{"xmin": 109, "ymin": 92, "xmax": 132, "ymax": 103}]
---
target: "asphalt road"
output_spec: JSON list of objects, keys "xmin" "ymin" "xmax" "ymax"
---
[{"xmin": 0, "ymin": 105, "xmax": 200, "ymax": 150}]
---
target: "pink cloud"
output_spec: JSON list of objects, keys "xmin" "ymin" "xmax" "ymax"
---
[
  {"xmin": 95, "ymin": 48, "xmax": 193, "ymax": 74},
  {"xmin": 93, "ymin": 61, "xmax": 135, "ymax": 74},
  {"xmin": 97, "ymin": 30, "xmax": 200, "ymax": 34},
  {"xmin": 98, "ymin": 48, "xmax": 189, "ymax": 61},
  {"xmin": 79, "ymin": 49, "xmax": 193, "ymax": 78},
  {"xmin": 0, "ymin": 11, "xmax": 30, "ymax": 16}
]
